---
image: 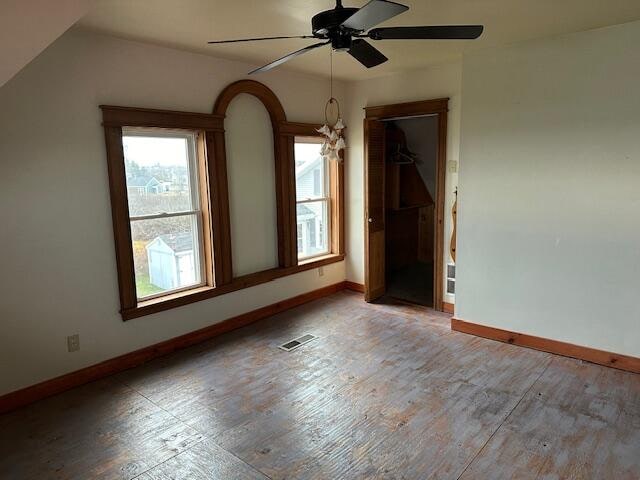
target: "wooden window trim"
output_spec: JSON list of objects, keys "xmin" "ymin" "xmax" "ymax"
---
[
  {"xmin": 101, "ymin": 81, "xmax": 344, "ymax": 321},
  {"xmin": 125, "ymin": 253, "xmax": 344, "ymax": 320},
  {"xmin": 102, "ymin": 109, "xmax": 223, "ymax": 314},
  {"xmin": 212, "ymin": 80, "xmax": 293, "ymax": 269}
]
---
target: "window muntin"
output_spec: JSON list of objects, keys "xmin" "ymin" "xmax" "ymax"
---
[
  {"xmin": 294, "ymin": 138, "xmax": 330, "ymax": 260},
  {"xmin": 123, "ymin": 128, "xmax": 205, "ymax": 300}
]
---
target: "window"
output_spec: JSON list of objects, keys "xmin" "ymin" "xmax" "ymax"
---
[
  {"xmin": 102, "ymin": 91, "xmax": 343, "ymax": 321},
  {"xmin": 123, "ymin": 128, "xmax": 205, "ymax": 300},
  {"xmin": 295, "ymin": 138, "xmax": 329, "ymax": 260}
]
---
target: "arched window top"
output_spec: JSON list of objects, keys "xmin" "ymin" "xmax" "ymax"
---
[{"xmin": 213, "ymin": 80, "xmax": 286, "ymax": 125}]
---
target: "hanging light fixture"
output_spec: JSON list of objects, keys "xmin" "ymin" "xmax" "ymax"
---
[{"xmin": 317, "ymin": 49, "xmax": 346, "ymax": 162}]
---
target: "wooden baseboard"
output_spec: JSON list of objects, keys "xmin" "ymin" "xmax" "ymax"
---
[
  {"xmin": 0, "ymin": 281, "xmax": 350, "ymax": 414},
  {"xmin": 442, "ymin": 302, "xmax": 454, "ymax": 314},
  {"xmin": 451, "ymin": 318, "xmax": 640, "ymax": 374},
  {"xmin": 343, "ymin": 281, "xmax": 365, "ymax": 293}
]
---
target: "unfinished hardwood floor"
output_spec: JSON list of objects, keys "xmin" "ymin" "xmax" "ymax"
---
[{"xmin": 1, "ymin": 291, "xmax": 639, "ymax": 479}]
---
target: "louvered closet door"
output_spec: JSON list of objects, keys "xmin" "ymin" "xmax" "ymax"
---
[{"xmin": 364, "ymin": 119, "xmax": 386, "ymax": 302}]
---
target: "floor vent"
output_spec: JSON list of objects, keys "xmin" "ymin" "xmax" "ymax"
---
[{"xmin": 279, "ymin": 334, "xmax": 317, "ymax": 352}]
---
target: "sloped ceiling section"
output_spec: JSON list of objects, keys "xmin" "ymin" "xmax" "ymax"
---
[{"xmin": 0, "ymin": 0, "xmax": 93, "ymax": 88}]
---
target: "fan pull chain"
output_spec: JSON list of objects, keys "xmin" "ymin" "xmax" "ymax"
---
[{"xmin": 330, "ymin": 48, "xmax": 333, "ymax": 100}]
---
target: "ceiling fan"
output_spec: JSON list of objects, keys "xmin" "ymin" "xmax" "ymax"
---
[{"xmin": 207, "ymin": 0, "xmax": 484, "ymax": 75}]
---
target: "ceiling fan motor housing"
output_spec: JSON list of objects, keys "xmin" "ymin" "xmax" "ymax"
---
[
  {"xmin": 332, "ymin": 32, "xmax": 354, "ymax": 51},
  {"xmin": 311, "ymin": 7, "xmax": 359, "ymax": 37}
]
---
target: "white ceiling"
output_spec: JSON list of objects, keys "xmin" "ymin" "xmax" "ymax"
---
[{"xmin": 78, "ymin": 0, "xmax": 640, "ymax": 81}]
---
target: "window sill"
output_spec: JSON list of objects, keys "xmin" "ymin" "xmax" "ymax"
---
[
  {"xmin": 298, "ymin": 252, "xmax": 339, "ymax": 266},
  {"xmin": 121, "ymin": 253, "xmax": 345, "ymax": 321}
]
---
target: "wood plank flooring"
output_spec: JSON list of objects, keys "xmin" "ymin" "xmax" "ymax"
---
[{"xmin": 1, "ymin": 291, "xmax": 639, "ymax": 479}]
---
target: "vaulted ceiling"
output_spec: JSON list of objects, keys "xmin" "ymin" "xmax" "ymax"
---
[
  {"xmin": 1, "ymin": 0, "xmax": 92, "ymax": 88},
  {"xmin": 78, "ymin": 0, "xmax": 640, "ymax": 80}
]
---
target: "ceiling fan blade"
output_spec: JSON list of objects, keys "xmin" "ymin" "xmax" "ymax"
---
[
  {"xmin": 208, "ymin": 35, "xmax": 315, "ymax": 44},
  {"xmin": 368, "ymin": 25, "xmax": 484, "ymax": 40},
  {"xmin": 249, "ymin": 41, "xmax": 330, "ymax": 75},
  {"xmin": 341, "ymin": 0, "xmax": 408, "ymax": 32},
  {"xmin": 348, "ymin": 39, "xmax": 388, "ymax": 68}
]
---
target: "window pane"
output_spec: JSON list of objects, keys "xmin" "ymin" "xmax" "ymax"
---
[
  {"xmin": 130, "ymin": 215, "xmax": 202, "ymax": 298},
  {"xmin": 294, "ymin": 140, "xmax": 325, "ymax": 201},
  {"xmin": 123, "ymin": 133, "xmax": 195, "ymax": 217},
  {"xmin": 296, "ymin": 200, "xmax": 328, "ymax": 259}
]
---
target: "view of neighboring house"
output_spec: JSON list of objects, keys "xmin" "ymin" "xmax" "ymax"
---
[
  {"xmin": 145, "ymin": 233, "xmax": 197, "ymax": 290},
  {"xmin": 126, "ymin": 175, "xmax": 171, "ymax": 195},
  {"xmin": 295, "ymin": 156, "xmax": 322, "ymax": 199},
  {"xmin": 296, "ymin": 203, "xmax": 320, "ymax": 255}
]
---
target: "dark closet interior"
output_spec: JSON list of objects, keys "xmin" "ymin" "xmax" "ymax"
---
[{"xmin": 384, "ymin": 116, "xmax": 438, "ymax": 306}]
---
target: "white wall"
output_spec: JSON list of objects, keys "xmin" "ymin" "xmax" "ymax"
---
[
  {"xmin": 457, "ymin": 21, "xmax": 640, "ymax": 357},
  {"xmin": 0, "ymin": 30, "xmax": 346, "ymax": 396},
  {"xmin": 226, "ymin": 94, "xmax": 278, "ymax": 276},
  {"xmin": 344, "ymin": 62, "xmax": 462, "ymax": 304}
]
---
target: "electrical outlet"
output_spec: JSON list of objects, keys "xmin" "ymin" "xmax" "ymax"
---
[
  {"xmin": 318, "ymin": 266, "xmax": 324, "ymax": 277},
  {"xmin": 67, "ymin": 334, "xmax": 80, "ymax": 352}
]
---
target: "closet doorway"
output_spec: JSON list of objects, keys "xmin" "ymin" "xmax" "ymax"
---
[{"xmin": 364, "ymin": 99, "xmax": 448, "ymax": 311}]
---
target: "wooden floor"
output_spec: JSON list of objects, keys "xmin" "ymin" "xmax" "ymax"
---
[{"xmin": 1, "ymin": 291, "xmax": 639, "ymax": 479}]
